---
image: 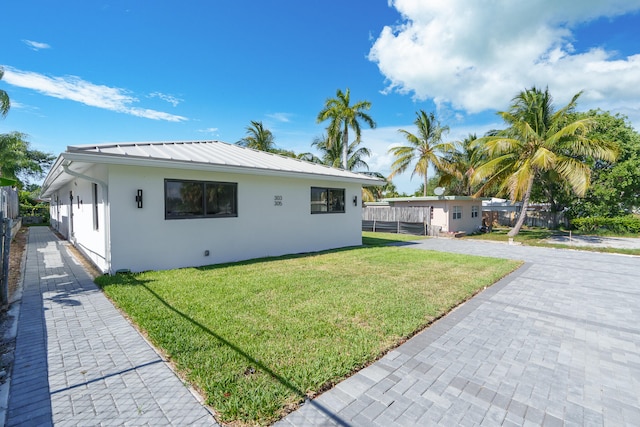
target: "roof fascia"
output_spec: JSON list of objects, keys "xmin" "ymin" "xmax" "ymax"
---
[{"xmin": 61, "ymin": 152, "xmax": 384, "ymax": 186}]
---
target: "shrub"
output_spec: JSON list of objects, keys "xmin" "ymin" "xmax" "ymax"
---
[{"xmin": 571, "ymin": 216, "xmax": 640, "ymax": 234}]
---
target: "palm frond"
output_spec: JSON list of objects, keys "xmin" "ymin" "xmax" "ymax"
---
[{"xmin": 554, "ymin": 156, "xmax": 591, "ymax": 196}]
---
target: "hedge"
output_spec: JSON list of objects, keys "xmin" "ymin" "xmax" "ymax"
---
[{"xmin": 571, "ymin": 215, "xmax": 640, "ymax": 234}]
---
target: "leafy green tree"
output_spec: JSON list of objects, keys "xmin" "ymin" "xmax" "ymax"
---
[
  {"xmin": 236, "ymin": 121, "xmax": 317, "ymax": 162},
  {"xmin": 0, "ymin": 132, "xmax": 55, "ymax": 187},
  {"xmin": 19, "ymin": 185, "xmax": 50, "ymax": 221},
  {"xmin": 388, "ymin": 110, "xmax": 453, "ymax": 197},
  {"xmin": 565, "ymin": 110, "xmax": 640, "ymax": 218},
  {"xmin": 413, "ymin": 177, "xmax": 442, "ymax": 197},
  {"xmin": 361, "ymin": 172, "xmax": 398, "ymax": 201},
  {"xmin": 311, "ymin": 132, "xmax": 371, "ymax": 171},
  {"xmin": 236, "ymin": 120, "xmax": 276, "ymax": 152},
  {"xmin": 270, "ymin": 148, "xmax": 320, "ymax": 163},
  {"xmin": 472, "ymin": 87, "xmax": 618, "ymax": 237},
  {"xmin": 317, "ymin": 88, "xmax": 376, "ymax": 169},
  {"xmin": 437, "ymin": 133, "xmax": 486, "ymax": 196},
  {"xmin": 0, "ymin": 67, "xmax": 10, "ymax": 118}
]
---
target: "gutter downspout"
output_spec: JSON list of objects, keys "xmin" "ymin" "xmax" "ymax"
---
[{"xmin": 62, "ymin": 163, "xmax": 112, "ymax": 274}]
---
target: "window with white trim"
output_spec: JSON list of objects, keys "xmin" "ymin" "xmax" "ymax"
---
[
  {"xmin": 471, "ymin": 205, "xmax": 479, "ymax": 218},
  {"xmin": 453, "ymin": 205, "xmax": 462, "ymax": 220}
]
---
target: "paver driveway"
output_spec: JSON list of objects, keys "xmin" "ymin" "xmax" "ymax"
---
[{"xmin": 277, "ymin": 239, "xmax": 640, "ymax": 426}]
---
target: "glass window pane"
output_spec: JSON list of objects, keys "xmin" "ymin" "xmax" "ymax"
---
[
  {"xmin": 311, "ymin": 187, "xmax": 328, "ymax": 213},
  {"xmin": 166, "ymin": 181, "xmax": 203, "ymax": 217},
  {"xmin": 328, "ymin": 189, "xmax": 345, "ymax": 212},
  {"xmin": 453, "ymin": 205, "xmax": 462, "ymax": 219},
  {"xmin": 206, "ymin": 183, "xmax": 237, "ymax": 216}
]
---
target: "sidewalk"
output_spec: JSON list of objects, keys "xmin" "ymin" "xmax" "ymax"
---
[{"xmin": 5, "ymin": 227, "xmax": 218, "ymax": 426}]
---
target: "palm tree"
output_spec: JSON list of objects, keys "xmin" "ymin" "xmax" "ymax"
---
[
  {"xmin": 472, "ymin": 87, "xmax": 618, "ymax": 238},
  {"xmin": 388, "ymin": 110, "xmax": 453, "ymax": 196},
  {"xmin": 361, "ymin": 172, "xmax": 389, "ymax": 202},
  {"xmin": 317, "ymin": 88, "xmax": 376, "ymax": 169},
  {"xmin": 438, "ymin": 133, "xmax": 486, "ymax": 196},
  {"xmin": 236, "ymin": 120, "xmax": 275, "ymax": 152},
  {"xmin": 1, "ymin": 67, "xmax": 10, "ymax": 118},
  {"xmin": 311, "ymin": 132, "xmax": 371, "ymax": 171}
]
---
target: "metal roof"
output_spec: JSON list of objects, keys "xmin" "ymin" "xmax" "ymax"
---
[{"xmin": 41, "ymin": 140, "xmax": 383, "ymax": 197}]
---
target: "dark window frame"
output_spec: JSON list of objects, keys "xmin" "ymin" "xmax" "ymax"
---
[
  {"xmin": 92, "ymin": 183, "xmax": 99, "ymax": 230},
  {"xmin": 310, "ymin": 187, "xmax": 345, "ymax": 214},
  {"xmin": 165, "ymin": 179, "xmax": 238, "ymax": 220}
]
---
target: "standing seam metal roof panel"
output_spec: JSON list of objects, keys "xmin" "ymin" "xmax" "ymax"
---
[{"xmin": 64, "ymin": 140, "xmax": 382, "ymax": 182}]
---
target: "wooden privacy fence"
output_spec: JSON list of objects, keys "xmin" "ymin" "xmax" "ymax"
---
[
  {"xmin": 484, "ymin": 209, "xmax": 568, "ymax": 229},
  {"xmin": 1, "ymin": 211, "xmax": 11, "ymax": 307},
  {"xmin": 363, "ymin": 206, "xmax": 431, "ymax": 222},
  {"xmin": 1, "ymin": 187, "xmax": 19, "ymax": 307},
  {"xmin": 362, "ymin": 206, "xmax": 439, "ymax": 236}
]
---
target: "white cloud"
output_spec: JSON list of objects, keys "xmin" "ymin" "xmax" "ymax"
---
[
  {"xmin": 266, "ymin": 112, "xmax": 293, "ymax": 123},
  {"xmin": 369, "ymin": 0, "xmax": 640, "ymax": 118},
  {"xmin": 197, "ymin": 127, "xmax": 220, "ymax": 137},
  {"xmin": 22, "ymin": 40, "xmax": 51, "ymax": 51},
  {"xmin": 2, "ymin": 67, "xmax": 187, "ymax": 122},
  {"xmin": 149, "ymin": 91, "xmax": 182, "ymax": 107}
]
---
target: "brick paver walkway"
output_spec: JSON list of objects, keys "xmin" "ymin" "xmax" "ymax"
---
[
  {"xmin": 277, "ymin": 239, "xmax": 640, "ymax": 426},
  {"xmin": 7, "ymin": 227, "xmax": 218, "ymax": 426},
  {"xmin": 8, "ymin": 229, "xmax": 640, "ymax": 426}
]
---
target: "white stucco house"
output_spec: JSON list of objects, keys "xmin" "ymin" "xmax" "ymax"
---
[
  {"xmin": 41, "ymin": 141, "xmax": 382, "ymax": 274},
  {"xmin": 364, "ymin": 196, "xmax": 484, "ymax": 235}
]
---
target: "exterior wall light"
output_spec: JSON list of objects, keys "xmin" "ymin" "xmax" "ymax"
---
[
  {"xmin": 353, "ymin": 195, "xmax": 358, "ymax": 206},
  {"xmin": 135, "ymin": 189, "xmax": 143, "ymax": 208}
]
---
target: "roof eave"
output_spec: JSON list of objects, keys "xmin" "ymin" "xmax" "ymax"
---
[{"xmin": 46, "ymin": 152, "xmax": 384, "ymax": 188}]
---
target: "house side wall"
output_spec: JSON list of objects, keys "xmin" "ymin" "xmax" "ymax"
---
[
  {"xmin": 386, "ymin": 199, "xmax": 482, "ymax": 234},
  {"xmin": 446, "ymin": 200, "xmax": 482, "ymax": 234},
  {"xmin": 108, "ymin": 165, "xmax": 363, "ymax": 272},
  {"xmin": 48, "ymin": 165, "xmax": 109, "ymax": 272},
  {"xmin": 49, "ymin": 190, "xmax": 68, "ymax": 237},
  {"xmin": 433, "ymin": 202, "xmax": 450, "ymax": 232}
]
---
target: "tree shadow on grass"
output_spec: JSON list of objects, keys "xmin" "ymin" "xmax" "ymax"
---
[
  {"xmin": 105, "ymin": 273, "xmax": 350, "ymax": 426},
  {"xmin": 362, "ymin": 236, "xmax": 420, "ymax": 247},
  {"xmin": 193, "ymin": 244, "xmax": 371, "ymax": 272}
]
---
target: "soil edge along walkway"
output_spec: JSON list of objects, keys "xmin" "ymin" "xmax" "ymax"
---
[{"xmin": 7, "ymin": 227, "xmax": 218, "ymax": 426}]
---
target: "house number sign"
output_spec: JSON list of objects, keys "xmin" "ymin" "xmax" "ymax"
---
[{"xmin": 274, "ymin": 195, "xmax": 283, "ymax": 206}]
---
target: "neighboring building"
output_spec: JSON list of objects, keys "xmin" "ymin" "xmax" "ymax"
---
[
  {"xmin": 41, "ymin": 141, "xmax": 382, "ymax": 273},
  {"xmin": 364, "ymin": 196, "xmax": 484, "ymax": 235}
]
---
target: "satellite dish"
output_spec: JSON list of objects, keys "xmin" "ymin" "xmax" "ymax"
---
[{"xmin": 434, "ymin": 187, "xmax": 445, "ymax": 196}]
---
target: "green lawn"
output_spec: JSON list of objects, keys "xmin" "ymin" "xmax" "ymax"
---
[
  {"xmin": 463, "ymin": 227, "xmax": 554, "ymax": 244},
  {"xmin": 464, "ymin": 227, "xmax": 640, "ymax": 255},
  {"xmin": 96, "ymin": 244, "xmax": 519, "ymax": 426},
  {"xmin": 362, "ymin": 231, "xmax": 429, "ymax": 246}
]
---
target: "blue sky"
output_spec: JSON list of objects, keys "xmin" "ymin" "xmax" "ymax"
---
[{"xmin": 2, "ymin": 0, "xmax": 640, "ymax": 194}]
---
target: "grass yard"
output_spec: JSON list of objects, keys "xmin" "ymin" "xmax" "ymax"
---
[
  {"xmin": 464, "ymin": 227, "xmax": 640, "ymax": 255},
  {"xmin": 362, "ymin": 230, "xmax": 428, "ymax": 246},
  {"xmin": 463, "ymin": 227, "xmax": 554, "ymax": 244},
  {"xmin": 96, "ymin": 244, "xmax": 520, "ymax": 426}
]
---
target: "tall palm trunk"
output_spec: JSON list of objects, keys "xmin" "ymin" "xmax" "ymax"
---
[
  {"xmin": 423, "ymin": 169, "xmax": 428, "ymax": 196},
  {"xmin": 508, "ymin": 174, "xmax": 535, "ymax": 238},
  {"xmin": 342, "ymin": 125, "xmax": 349, "ymax": 169}
]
